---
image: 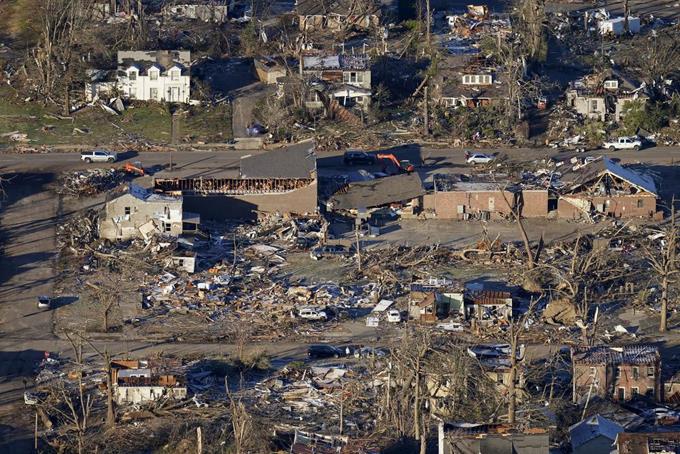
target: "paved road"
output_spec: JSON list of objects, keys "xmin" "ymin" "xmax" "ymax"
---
[{"xmin": 1, "ymin": 145, "xmax": 679, "ymax": 174}]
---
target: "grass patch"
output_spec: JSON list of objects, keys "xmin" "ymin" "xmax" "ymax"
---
[{"xmin": 0, "ymin": 85, "xmax": 232, "ymax": 146}]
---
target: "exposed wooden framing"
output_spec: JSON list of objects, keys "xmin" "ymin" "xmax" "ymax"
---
[{"xmin": 154, "ymin": 177, "xmax": 314, "ymax": 195}]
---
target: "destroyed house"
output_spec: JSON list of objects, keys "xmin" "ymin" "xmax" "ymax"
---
[
  {"xmin": 99, "ymin": 184, "xmax": 200, "ymax": 241},
  {"xmin": 466, "ymin": 290, "xmax": 513, "ymax": 322},
  {"xmin": 111, "ymin": 359, "xmax": 187, "ymax": 405},
  {"xmin": 301, "ymin": 54, "xmax": 372, "ymax": 110},
  {"xmin": 162, "ymin": 2, "xmax": 229, "ymax": 23},
  {"xmin": 571, "ymin": 345, "xmax": 661, "ymax": 403},
  {"xmin": 408, "ymin": 279, "xmax": 464, "ymax": 322},
  {"xmin": 153, "ymin": 142, "xmax": 318, "ymax": 220},
  {"xmin": 438, "ymin": 422, "xmax": 549, "ymax": 454},
  {"xmin": 446, "ymin": 5, "xmax": 512, "ymax": 38},
  {"xmin": 296, "ymin": 0, "xmax": 381, "ymax": 32},
  {"xmin": 289, "ymin": 429, "xmax": 379, "ymax": 453},
  {"xmin": 467, "ymin": 344, "xmax": 526, "ymax": 396},
  {"xmin": 435, "ymin": 71, "xmax": 508, "ymax": 108},
  {"xmin": 557, "ymin": 158, "xmax": 658, "ymax": 220},
  {"xmin": 423, "ymin": 174, "xmax": 549, "ymax": 220},
  {"xmin": 327, "ymin": 173, "xmax": 425, "ymax": 215},
  {"xmin": 566, "ymin": 70, "xmax": 647, "ymax": 122},
  {"xmin": 614, "ymin": 432, "xmax": 680, "ymax": 454},
  {"xmin": 254, "ymin": 57, "xmax": 287, "ymax": 84}
]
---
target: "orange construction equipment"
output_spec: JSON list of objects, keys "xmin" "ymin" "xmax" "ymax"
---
[
  {"xmin": 375, "ymin": 153, "xmax": 414, "ymax": 174},
  {"xmin": 123, "ymin": 161, "xmax": 145, "ymax": 176}
]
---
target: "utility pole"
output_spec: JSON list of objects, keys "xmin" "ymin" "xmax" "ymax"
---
[
  {"xmin": 423, "ymin": 85, "xmax": 429, "ymax": 135},
  {"xmin": 355, "ymin": 222, "xmax": 362, "ymax": 272},
  {"xmin": 339, "ymin": 382, "xmax": 345, "ymax": 435},
  {"xmin": 170, "ymin": 110, "xmax": 179, "ymax": 171},
  {"xmin": 34, "ymin": 411, "xmax": 38, "ymax": 451},
  {"xmin": 425, "ymin": 0, "xmax": 432, "ymax": 52}
]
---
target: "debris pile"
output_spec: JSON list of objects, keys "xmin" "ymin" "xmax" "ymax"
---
[
  {"xmin": 57, "ymin": 169, "xmax": 126, "ymax": 197},
  {"xmin": 57, "ymin": 210, "xmax": 99, "ymax": 250}
]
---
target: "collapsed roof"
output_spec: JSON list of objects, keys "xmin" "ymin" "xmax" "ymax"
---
[
  {"xmin": 571, "ymin": 345, "xmax": 660, "ymax": 366},
  {"xmin": 328, "ymin": 173, "xmax": 424, "ymax": 210},
  {"xmin": 302, "ymin": 55, "xmax": 370, "ymax": 71},
  {"xmin": 559, "ymin": 158, "xmax": 657, "ymax": 196},
  {"xmin": 296, "ymin": 0, "xmax": 381, "ymax": 17}
]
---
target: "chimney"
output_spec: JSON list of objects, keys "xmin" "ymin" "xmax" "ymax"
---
[{"xmin": 156, "ymin": 50, "xmax": 174, "ymax": 69}]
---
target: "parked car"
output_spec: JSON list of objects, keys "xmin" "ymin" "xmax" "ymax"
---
[
  {"xmin": 343, "ymin": 151, "xmax": 377, "ymax": 166},
  {"xmin": 387, "ymin": 309, "xmax": 402, "ymax": 323},
  {"xmin": 603, "ymin": 136, "xmax": 642, "ymax": 151},
  {"xmin": 298, "ymin": 306, "xmax": 329, "ymax": 321},
  {"xmin": 310, "ymin": 245, "xmax": 351, "ymax": 260},
  {"xmin": 466, "ymin": 152, "xmax": 494, "ymax": 165},
  {"xmin": 24, "ymin": 391, "xmax": 45, "ymax": 405},
  {"xmin": 354, "ymin": 346, "xmax": 389, "ymax": 358},
  {"xmin": 436, "ymin": 321, "xmax": 464, "ymax": 332},
  {"xmin": 37, "ymin": 296, "xmax": 51, "ymax": 310},
  {"xmin": 80, "ymin": 150, "xmax": 117, "ymax": 163},
  {"xmin": 307, "ymin": 344, "xmax": 343, "ymax": 359}
]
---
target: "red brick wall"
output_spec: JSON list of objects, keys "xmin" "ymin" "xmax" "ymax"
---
[
  {"xmin": 520, "ymin": 190, "xmax": 549, "ymax": 217},
  {"xmin": 426, "ymin": 190, "xmax": 547, "ymax": 219},
  {"xmin": 558, "ymin": 195, "xmax": 656, "ymax": 219},
  {"xmin": 573, "ymin": 363, "xmax": 661, "ymax": 402}
]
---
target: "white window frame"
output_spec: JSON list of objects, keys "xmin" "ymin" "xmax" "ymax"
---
[
  {"xmin": 604, "ymin": 80, "xmax": 618, "ymax": 89},
  {"xmin": 150, "ymin": 87, "xmax": 158, "ymax": 100},
  {"xmin": 128, "ymin": 69, "xmax": 137, "ymax": 81},
  {"xmin": 149, "ymin": 69, "xmax": 159, "ymax": 81},
  {"xmin": 170, "ymin": 70, "xmax": 180, "ymax": 82}
]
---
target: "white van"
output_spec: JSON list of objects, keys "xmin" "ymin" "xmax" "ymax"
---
[
  {"xmin": 387, "ymin": 309, "xmax": 402, "ymax": 323},
  {"xmin": 298, "ymin": 306, "xmax": 328, "ymax": 321}
]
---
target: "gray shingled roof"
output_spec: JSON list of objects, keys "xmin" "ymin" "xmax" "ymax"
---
[
  {"xmin": 569, "ymin": 415, "xmax": 624, "ymax": 450},
  {"xmin": 328, "ymin": 173, "xmax": 424, "ymax": 210},
  {"xmin": 572, "ymin": 345, "xmax": 659, "ymax": 366},
  {"xmin": 239, "ymin": 141, "xmax": 316, "ymax": 179}
]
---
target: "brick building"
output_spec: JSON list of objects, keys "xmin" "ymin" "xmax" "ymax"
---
[
  {"xmin": 571, "ymin": 345, "xmax": 661, "ymax": 403},
  {"xmin": 153, "ymin": 141, "xmax": 318, "ymax": 220},
  {"xmin": 423, "ymin": 174, "xmax": 549, "ymax": 220},
  {"xmin": 557, "ymin": 158, "xmax": 658, "ymax": 221}
]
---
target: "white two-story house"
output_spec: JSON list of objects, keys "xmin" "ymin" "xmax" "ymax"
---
[
  {"xmin": 86, "ymin": 50, "xmax": 191, "ymax": 103},
  {"xmin": 117, "ymin": 50, "xmax": 191, "ymax": 103}
]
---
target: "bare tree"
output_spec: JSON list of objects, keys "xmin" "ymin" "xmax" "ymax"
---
[
  {"xmin": 616, "ymin": 30, "xmax": 680, "ymax": 99},
  {"xmin": 505, "ymin": 297, "xmax": 540, "ymax": 424},
  {"xmin": 512, "ymin": 0, "xmax": 547, "ymax": 63},
  {"xmin": 33, "ymin": 0, "xmax": 94, "ymax": 114},
  {"xmin": 644, "ymin": 202, "xmax": 678, "ymax": 333},
  {"xmin": 225, "ymin": 377, "xmax": 254, "ymax": 453},
  {"xmin": 65, "ymin": 330, "xmax": 116, "ymax": 428}
]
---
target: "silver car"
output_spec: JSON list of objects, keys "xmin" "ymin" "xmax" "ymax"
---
[{"xmin": 80, "ymin": 150, "xmax": 117, "ymax": 163}]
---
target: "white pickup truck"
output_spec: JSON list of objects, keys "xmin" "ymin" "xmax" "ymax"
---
[
  {"xmin": 80, "ymin": 150, "xmax": 117, "ymax": 163},
  {"xmin": 603, "ymin": 137, "xmax": 642, "ymax": 151}
]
